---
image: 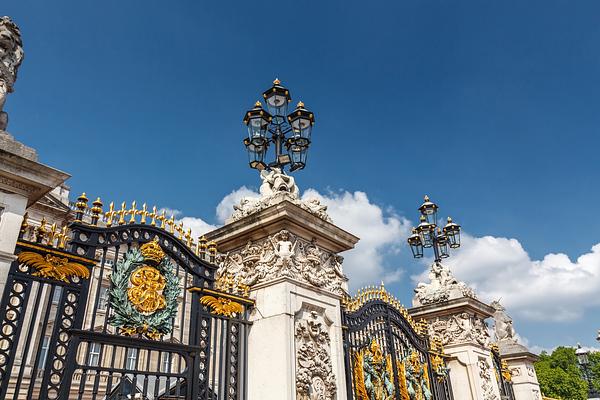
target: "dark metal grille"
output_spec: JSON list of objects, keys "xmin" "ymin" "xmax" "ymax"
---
[{"xmin": 0, "ymin": 221, "xmax": 252, "ymax": 400}]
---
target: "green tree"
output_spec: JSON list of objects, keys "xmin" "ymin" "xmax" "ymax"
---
[
  {"xmin": 534, "ymin": 347, "xmax": 588, "ymax": 400},
  {"xmin": 589, "ymin": 351, "xmax": 600, "ymax": 394}
]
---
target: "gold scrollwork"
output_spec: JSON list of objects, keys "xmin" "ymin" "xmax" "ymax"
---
[
  {"xmin": 17, "ymin": 251, "xmax": 90, "ymax": 282},
  {"xmin": 200, "ymin": 295, "xmax": 244, "ymax": 317}
]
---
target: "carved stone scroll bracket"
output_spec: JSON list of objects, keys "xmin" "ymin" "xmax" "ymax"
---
[{"xmin": 294, "ymin": 304, "xmax": 336, "ymax": 400}]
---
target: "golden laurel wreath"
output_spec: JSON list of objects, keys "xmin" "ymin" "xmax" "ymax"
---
[{"xmin": 108, "ymin": 240, "xmax": 180, "ymax": 340}]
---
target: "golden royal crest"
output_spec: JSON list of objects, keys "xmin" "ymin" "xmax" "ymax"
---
[
  {"xmin": 127, "ymin": 265, "xmax": 167, "ymax": 314},
  {"xmin": 108, "ymin": 238, "xmax": 180, "ymax": 340}
]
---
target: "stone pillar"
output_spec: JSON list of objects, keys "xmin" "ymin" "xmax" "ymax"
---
[
  {"xmin": 498, "ymin": 342, "xmax": 542, "ymax": 400},
  {"xmin": 491, "ymin": 299, "xmax": 542, "ymax": 400},
  {"xmin": 410, "ymin": 296, "xmax": 502, "ymax": 400},
  {"xmin": 0, "ymin": 132, "xmax": 70, "ymax": 292},
  {"xmin": 206, "ymin": 171, "xmax": 358, "ymax": 400}
]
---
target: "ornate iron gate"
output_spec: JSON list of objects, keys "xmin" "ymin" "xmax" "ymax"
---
[
  {"xmin": 0, "ymin": 197, "xmax": 252, "ymax": 400},
  {"xmin": 342, "ymin": 285, "xmax": 453, "ymax": 400},
  {"xmin": 491, "ymin": 345, "xmax": 516, "ymax": 400}
]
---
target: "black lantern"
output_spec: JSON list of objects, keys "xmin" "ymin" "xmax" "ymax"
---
[
  {"xmin": 262, "ymin": 78, "xmax": 291, "ymax": 124},
  {"xmin": 417, "ymin": 215, "xmax": 433, "ymax": 248},
  {"xmin": 408, "ymin": 196, "xmax": 461, "ymax": 263},
  {"xmin": 407, "ymin": 228, "xmax": 424, "ymax": 258},
  {"xmin": 443, "ymin": 217, "xmax": 461, "ymax": 249},
  {"xmin": 436, "ymin": 228, "xmax": 450, "ymax": 258},
  {"xmin": 287, "ymin": 139, "xmax": 308, "ymax": 172},
  {"xmin": 419, "ymin": 195, "xmax": 438, "ymax": 226},
  {"xmin": 243, "ymin": 102, "xmax": 272, "ymax": 146},
  {"xmin": 243, "ymin": 138, "xmax": 267, "ymax": 171},
  {"xmin": 242, "ymin": 79, "xmax": 315, "ymax": 173},
  {"xmin": 287, "ymin": 101, "xmax": 314, "ymax": 148},
  {"xmin": 576, "ymin": 344, "xmax": 590, "ymax": 366}
]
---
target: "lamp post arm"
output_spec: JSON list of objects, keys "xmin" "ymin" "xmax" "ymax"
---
[{"xmin": 432, "ymin": 229, "xmax": 441, "ymax": 262}]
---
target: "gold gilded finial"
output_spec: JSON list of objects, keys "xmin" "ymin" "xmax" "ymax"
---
[
  {"xmin": 297, "ymin": 101, "xmax": 304, "ymax": 108},
  {"xmin": 140, "ymin": 237, "xmax": 165, "ymax": 266},
  {"xmin": 254, "ymin": 101, "xmax": 262, "ymax": 107},
  {"xmin": 273, "ymin": 78, "xmax": 281, "ymax": 85},
  {"xmin": 424, "ymin": 195, "xmax": 430, "ymax": 202}
]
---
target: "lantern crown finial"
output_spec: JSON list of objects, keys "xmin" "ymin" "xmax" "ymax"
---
[{"xmin": 273, "ymin": 78, "xmax": 281, "ymax": 85}]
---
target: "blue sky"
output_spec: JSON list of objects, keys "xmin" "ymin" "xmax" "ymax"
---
[{"xmin": 4, "ymin": 0, "xmax": 600, "ymax": 351}]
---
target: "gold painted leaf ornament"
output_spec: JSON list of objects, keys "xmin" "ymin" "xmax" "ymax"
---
[
  {"xmin": 200, "ymin": 295, "xmax": 244, "ymax": 317},
  {"xmin": 108, "ymin": 239, "xmax": 180, "ymax": 340},
  {"xmin": 18, "ymin": 251, "xmax": 90, "ymax": 282}
]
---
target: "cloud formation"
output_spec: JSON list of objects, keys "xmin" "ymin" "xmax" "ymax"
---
[
  {"xmin": 428, "ymin": 234, "xmax": 600, "ymax": 322},
  {"xmin": 302, "ymin": 189, "xmax": 412, "ymax": 290}
]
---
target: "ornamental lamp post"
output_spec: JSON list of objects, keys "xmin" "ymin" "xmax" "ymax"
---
[
  {"xmin": 576, "ymin": 344, "xmax": 600, "ymax": 398},
  {"xmin": 408, "ymin": 196, "xmax": 462, "ymax": 263},
  {"xmin": 242, "ymin": 79, "xmax": 315, "ymax": 172}
]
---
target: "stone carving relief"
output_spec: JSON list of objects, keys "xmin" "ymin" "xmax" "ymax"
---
[
  {"xmin": 428, "ymin": 312, "xmax": 490, "ymax": 347},
  {"xmin": 490, "ymin": 300, "xmax": 517, "ymax": 342},
  {"xmin": 413, "ymin": 261, "xmax": 476, "ymax": 306},
  {"xmin": 510, "ymin": 366, "xmax": 521, "ymax": 377},
  {"xmin": 229, "ymin": 168, "xmax": 332, "ymax": 223},
  {"xmin": 0, "ymin": 17, "xmax": 24, "ymax": 131},
  {"xmin": 217, "ymin": 229, "xmax": 348, "ymax": 295},
  {"xmin": 295, "ymin": 309, "xmax": 336, "ymax": 400},
  {"xmin": 478, "ymin": 358, "xmax": 499, "ymax": 400}
]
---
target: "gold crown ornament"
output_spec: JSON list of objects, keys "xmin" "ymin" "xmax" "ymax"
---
[{"xmin": 140, "ymin": 238, "xmax": 165, "ymax": 266}]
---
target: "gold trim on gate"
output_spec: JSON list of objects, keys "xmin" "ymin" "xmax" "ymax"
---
[
  {"xmin": 17, "ymin": 251, "xmax": 90, "ymax": 282},
  {"xmin": 199, "ymin": 295, "xmax": 244, "ymax": 317}
]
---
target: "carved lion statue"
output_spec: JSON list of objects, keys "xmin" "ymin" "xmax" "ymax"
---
[{"xmin": 0, "ymin": 16, "xmax": 24, "ymax": 130}]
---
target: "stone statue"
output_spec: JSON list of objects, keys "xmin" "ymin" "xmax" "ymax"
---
[
  {"xmin": 228, "ymin": 169, "xmax": 332, "ymax": 223},
  {"xmin": 260, "ymin": 167, "xmax": 299, "ymax": 198},
  {"xmin": 413, "ymin": 261, "xmax": 476, "ymax": 306},
  {"xmin": 0, "ymin": 17, "xmax": 24, "ymax": 131},
  {"xmin": 491, "ymin": 300, "xmax": 517, "ymax": 342}
]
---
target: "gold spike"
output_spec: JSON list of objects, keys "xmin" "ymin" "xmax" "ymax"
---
[
  {"xmin": 157, "ymin": 210, "xmax": 166, "ymax": 229},
  {"xmin": 105, "ymin": 202, "xmax": 115, "ymax": 227},
  {"xmin": 128, "ymin": 201, "xmax": 138, "ymax": 224},
  {"xmin": 48, "ymin": 223, "xmax": 58, "ymax": 247},
  {"xmin": 20, "ymin": 212, "xmax": 29, "ymax": 236},
  {"xmin": 58, "ymin": 226, "xmax": 68, "ymax": 249},
  {"xmin": 149, "ymin": 206, "xmax": 157, "ymax": 226},
  {"xmin": 37, "ymin": 217, "xmax": 48, "ymax": 243},
  {"xmin": 185, "ymin": 228, "xmax": 192, "ymax": 248},
  {"xmin": 167, "ymin": 215, "xmax": 175, "ymax": 233},
  {"xmin": 117, "ymin": 202, "xmax": 127, "ymax": 225},
  {"xmin": 138, "ymin": 203, "xmax": 148, "ymax": 224}
]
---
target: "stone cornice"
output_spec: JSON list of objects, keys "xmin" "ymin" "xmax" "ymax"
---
[
  {"xmin": 409, "ymin": 296, "xmax": 496, "ymax": 320},
  {"xmin": 0, "ymin": 148, "xmax": 70, "ymax": 206},
  {"xmin": 206, "ymin": 200, "xmax": 359, "ymax": 254}
]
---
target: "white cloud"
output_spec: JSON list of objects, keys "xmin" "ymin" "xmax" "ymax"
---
[
  {"xmin": 302, "ymin": 189, "xmax": 412, "ymax": 290},
  {"xmin": 215, "ymin": 186, "xmax": 259, "ymax": 223},
  {"xmin": 433, "ymin": 234, "xmax": 600, "ymax": 322},
  {"xmin": 157, "ymin": 207, "xmax": 217, "ymax": 238}
]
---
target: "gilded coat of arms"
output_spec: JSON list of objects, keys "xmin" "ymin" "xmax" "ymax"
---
[{"xmin": 108, "ymin": 238, "xmax": 180, "ymax": 340}]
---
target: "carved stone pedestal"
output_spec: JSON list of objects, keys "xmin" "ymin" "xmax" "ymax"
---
[
  {"xmin": 498, "ymin": 341, "xmax": 542, "ymax": 400},
  {"xmin": 206, "ymin": 197, "xmax": 358, "ymax": 400},
  {"xmin": 410, "ymin": 297, "xmax": 503, "ymax": 400}
]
